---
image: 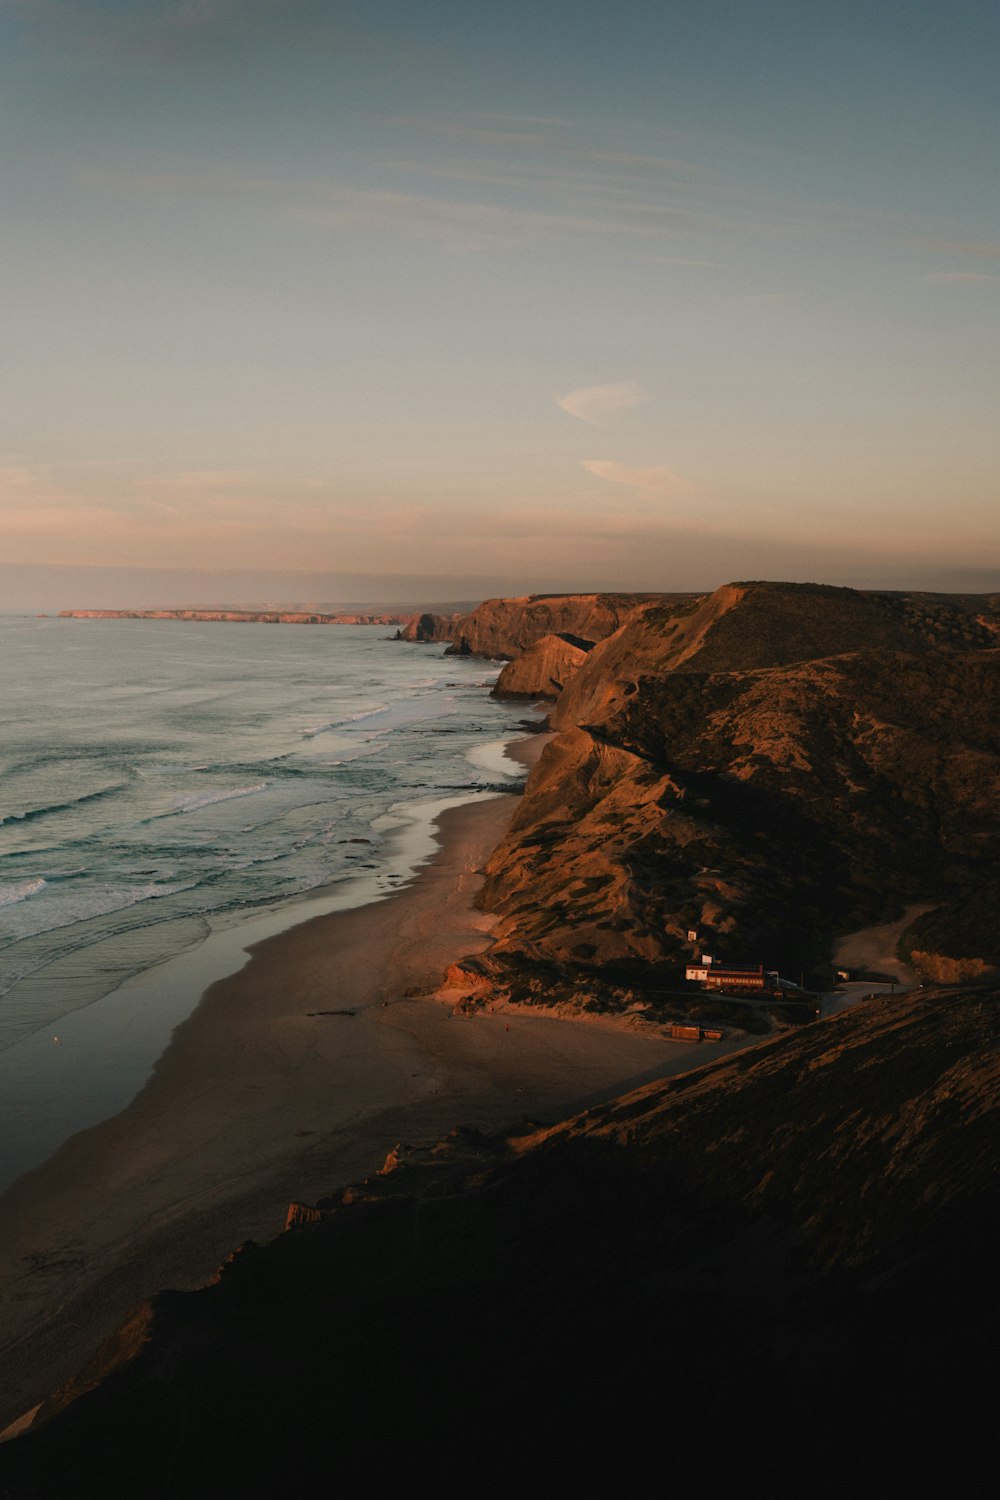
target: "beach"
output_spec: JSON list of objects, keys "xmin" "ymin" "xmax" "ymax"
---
[{"xmin": 0, "ymin": 759, "xmax": 727, "ymax": 1432}]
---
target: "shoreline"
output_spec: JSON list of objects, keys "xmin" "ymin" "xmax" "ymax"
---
[
  {"xmin": 0, "ymin": 729, "xmax": 533, "ymax": 1195},
  {"xmin": 0, "ymin": 715, "xmax": 913, "ymax": 1435},
  {"xmin": 0, "ymin": 758, "xmax": 703, "ymax": 1432}
]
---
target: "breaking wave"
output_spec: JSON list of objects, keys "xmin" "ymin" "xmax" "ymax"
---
[
  {"xmin": 0, "ymin": 783, "xmax": 128, "ymax": 827},
  {"xmin": 302, "ymin": 705, "xmax": 388, "ymax": 738},
  {"xmin": 0, "ymin": 877, "xmax": 47, "ymax": 909},
  {"xmin": 168, "ymin": 783, "xmax": 269, "ymax": 814}
]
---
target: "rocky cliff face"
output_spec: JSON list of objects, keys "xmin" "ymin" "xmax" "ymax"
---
[
  {"xmin": 442, "ymin": 591, "xmax": 686, "ymax": 658},
  {"xmin": 394, "ymin": 611, "xmax": 462, "ymax": 642},
  {"xmin": 466, "ymin": 582, "xmax": 1000, "ymax": 1010},
  {"xmin": 5, "ymin": 982, "xmax": 998, "ymax": 1493},
  {"xmin": 492, "ymin": 633, "xmax": 589, "ymax": 699}
]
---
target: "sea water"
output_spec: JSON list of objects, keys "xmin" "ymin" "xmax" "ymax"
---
[{"xmin": 0, "ymin": 616, "xmax": 532, "ymax": 1187}]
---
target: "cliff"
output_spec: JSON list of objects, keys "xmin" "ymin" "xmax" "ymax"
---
[
  {"xmin": 393, "ymin": 611, "xmax": 462, "ymax": 642},
  {"xmin": 4, "ymin": 982, "xmax": 998, "ymax": 1493},
  {"xmin": 59, "ymin": 609, "xmax": 406, "ymax": 625},
  {"xmin": 491, "ymin": 632, "xmax": 589, "ymax": 699},
  {"xmin": 441, "ymin": 591, "xmax": 688, "ymax": 658},
  {"xmin": 462, "ymin": 582, "xmax": 1000, "ymax": 1013}
]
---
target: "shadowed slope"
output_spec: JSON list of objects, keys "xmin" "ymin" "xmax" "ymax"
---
[{"xmin": 3, "ymin": 984, "xmax": 998, "ymax": 1494}]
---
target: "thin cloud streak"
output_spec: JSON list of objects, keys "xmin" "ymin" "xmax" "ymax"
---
[
  {"xmin": 2, "ymin": 460, "xmax": 993, "ymax": 578},
  {"xmin": 79, "ymin": 167, "xmax": 705, "ymax": 253},
  {"xmin": 922, "ymin": 272, "xmax": 1000, "ymax": 284},
  {"xmin": 378, "ymin": 115, "xmax": 702, "ymax": 177},
  {"xmin": 582, "ymin": 459, "xmax": 695, "ymax": 498},
  {"xmin": 916, "ymin": 240, "xmax": 1000, "ymax": 260},
  {"xmin": 557, "ymin": 383, "xmax": 647, "ymax": 424}
]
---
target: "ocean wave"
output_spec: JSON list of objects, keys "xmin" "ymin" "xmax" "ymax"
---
[
  {"xmin": 302, "ymin": 705, "xmax": 389, "ymax": 738},
  {"xmin": 336, "ymin": 694, "xmax": 457, "ymax": 737},
  {"xmin": 0, "ymin": 877, "xmax": 196, "ymax": 960},
  {"xmin": 0, "ymin": 880, "xmax": 199, "ymax": 1000},
  {"xmin": 465, "ymin": 741, "xmax": 526, "ymax": 779},
  {"xmin": 311, "ymin": 743, "xmax": 382, "ymax": 766},
  {"xmin": 0, "ymin": 877, "xmax": 47, "ymax": 909},
  {"xmin": 0, "ymin": 782, "xmax": 129, "ymax": 827},
  {"xmin": 168, "ymin": 782, "xmax": 269, "ymax": 814},
  {"xmin": 0, "ymin": 620, "xmax": 533, "ymax": 1051}
]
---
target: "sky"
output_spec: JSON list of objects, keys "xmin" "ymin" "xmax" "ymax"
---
[{"xmin": 2, "ymin": 0, "xmax": 998, "ymax": 607}]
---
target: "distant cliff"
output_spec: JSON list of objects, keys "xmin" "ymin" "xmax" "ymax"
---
[
  {"xmin": 59, "ymin": 609, "xmax": 406, "ymax": 625},
  {"xmin": 441, "ymin": 591, "xmax": 687, "ymax": 658},
  {"xmin": 393, "ymin": 611, "xmax": 462, "ymax": 642},
  {"xmin": 5, "ymin": 981, "xmax": 998, "ymax": 1492}
]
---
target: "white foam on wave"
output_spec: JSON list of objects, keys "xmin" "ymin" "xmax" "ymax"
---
[
  {"xmin": 169, "ymin": 782, "xmax": 268, "ymax": 814},
  {"xmin": 0, "ymin": 877, "xmax": 47, "ymax": 909},
  {"xmin": 0, "ymin": 880, "xmax": 196, "ymax": 994},
  {"xmin": 343, "ymin": 693, "xmax": 456, "ymax": 737},
  {"xmin": 312, "ymin": 742, "xmax": 382, "ymax": 767},
  {"xmin": 465, "ymin": 740, "xmax": 526, "ymax": 779},
  {"xmin": 302, "ymin": 705, "xmax": 388, "ymax": 738}
]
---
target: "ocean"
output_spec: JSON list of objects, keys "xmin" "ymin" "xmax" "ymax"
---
[{"xmin": 0, "ymin": 616, "xmax": 531, "ymax": 1188}]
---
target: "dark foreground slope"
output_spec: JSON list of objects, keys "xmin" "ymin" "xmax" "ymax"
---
[
  {"xmin": 465, "ymin": 582, "xmax": 1000, "ymax": 1009},
  {"xmin": 3, "ymin": 984, "xmax": 999, "ymax": 1495}
]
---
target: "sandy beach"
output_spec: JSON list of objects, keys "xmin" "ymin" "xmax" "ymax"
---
[
  {"xmin": 0, "ymin": 695, "xmax": 910, "ymax": 1433},
  {"xmin": 0, "ymin": 768, "xmax": 735, "ymax": 1432}
]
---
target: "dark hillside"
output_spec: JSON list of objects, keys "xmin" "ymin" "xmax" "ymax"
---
[
  {"xmin": 3, "ymin": 984, "xmax": 998, "ymax": 1494},
  {"xmin": 466, "ymin": 583, "xmax": 1000, "ymax": 1011}
]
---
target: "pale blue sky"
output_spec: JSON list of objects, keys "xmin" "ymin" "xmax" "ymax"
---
[{"xmin": 2, "ymin": 1, "xmax": 998, "ymax": 602}]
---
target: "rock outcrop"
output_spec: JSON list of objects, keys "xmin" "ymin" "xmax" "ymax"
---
[
  {"xmin": 899, "ymin": 880, "xmax": 1000, "ymax": 981},
  {"xmin": 4, "ymin": 983, "xmax": 999, "ymax": 1494},
  {"xmin": 393, "ymin": 611, "xmax": 462, "ymax": 642},
  {"xmin": 492, "ymin": 632, "xmax": 589, "ymax": 699}
]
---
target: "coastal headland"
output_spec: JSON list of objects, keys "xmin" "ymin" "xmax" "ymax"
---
[
  {"xmin": 57, "ymin": 609, "xmax": 408, "ymax": 626},
  {"xmin": 3, "ymin": 579, "xmax": 999, "ymax": 1489}
]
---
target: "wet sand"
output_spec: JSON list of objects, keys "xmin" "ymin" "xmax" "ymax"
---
[{"xmin": 0, "ymin": 781, "xmax": 708, "ymax": 1431}]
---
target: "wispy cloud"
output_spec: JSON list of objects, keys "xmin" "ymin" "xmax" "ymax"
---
[
  {"xmin": 557, "ymin": 383, "xmax": 647, "ymax": 424},
  {"xmin": 293, "ymin": 190, "xmax": 670, "ymax": 253},
  {"xmin": 380, "ymin": 115, "xmax": 701, "ymax": 178},
  {"xmin": 916, "ymin": 240, "xmax": 1000, "ymax": 260},
  {"xmin": 922, "ymin": 271, "xmax": 1000, "ymax": 284},
  {"xmin": 79, "ymin": 167, "xmax": 700, "ymax": 254},
  {"xmin": 581, "ymin": 460, "xmax": 695, "ymax": 498},
  {"xmin": 75, "ymin": 102, "xmax": 897, "ymax": 262}
]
